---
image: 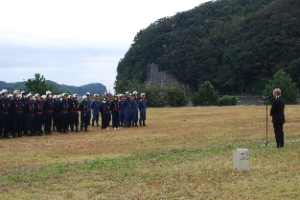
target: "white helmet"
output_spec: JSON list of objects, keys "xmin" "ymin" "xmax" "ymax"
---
[
  {"xmin": 41, "ymin": 95, "xmax": 47, "ymax": 99},
  {"xmin": 52, "ymin": 95, "xmax": 57, "ymax": 99},
  {"xmin": 46, "ymin": 91, "xmax": 52, "ymax": 95},
  {"xmin": 133, "ymin": 91, "xmax": 138, "ymax": 95},
  {"xmin": 27, "ymin": 93, "xmax": 33, "ymax": 99},
  {"xmin": 141, "ymin": 93, "xmax": 145, "ymax": 98},
  {"xmin": 125, "ymin": 91, "xmax": 130, "ymax": 95},
  {"xmin": 94, "ymin": 94, "xmax": 99, "ymax": 97},
  {"xmin": 67, "ymin": 95, "xmax": 72, "ymax": 99},
  {"xmin": 82, "ymin": 95, "xmax": 87, "ymax": 99},
  {"xmin": 73, "ymin": 94, "xmax": 78, "ymax": 98},
  {"xmin": 34, "ymin": 93, "xmax": 40, "ymax": 98},
  {"xmin": 86, "ymin": 92, "xmax": 90, "ymax": 96},
  {"xmin": 8, "ymin": 94, "xmax": 13, "ymax": 98},
  {"xmin": 61, "ymin": 93, "xmax": 67, "ymax": 97},
  {"xmin": 13, "ymin": 90, "xmax": 20, "ymax": 95},
  {"xmin": 2, "ymin": 89, "xmax": 8, "ymax": 94}
]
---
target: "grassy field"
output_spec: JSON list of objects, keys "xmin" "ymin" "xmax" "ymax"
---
[{"xmin": 1, "ymin": 106, "xmax": 300, "ymax": 199}]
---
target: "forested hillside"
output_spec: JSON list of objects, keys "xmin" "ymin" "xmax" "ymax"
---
[{"xmin": 116, "ymin": 0, "xmax": 300, "ymax": 94}]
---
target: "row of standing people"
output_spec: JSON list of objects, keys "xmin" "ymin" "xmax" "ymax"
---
[
  {"xmin": 92, "ymin": 91, "xmax": 147, "ymax": 130},
  {"xmin": 0, "ymin": 89, "xmax": 146, "ymax": 139}
]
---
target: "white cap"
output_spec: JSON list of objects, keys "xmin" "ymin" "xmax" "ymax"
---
[
  {"xmin": 27, "ymin": 93, "xmax": 33, "ymax": 98},
  {"xmin": 34, "ymin": 93, "xmax": 40, "ymax": 98},
  {"xmin": 82, "ymin": 95, "xmax": 87, "ymax": 99},
  {"xmin": 73, "ymin": 94, "xmax": 78, "ymax": 98},
  {"xmin": 125, "ymin": 91, "xmax": 130, "ymax": 95},
  {"xmin": 53, "ymin": 95, "xmax": 57, "ymax": 99},
  {"xmin": 8, "ymin": 94, "xmax": 13, "ymax": 98},
  {"xmin": 141, "ymin": 93, "xmax": 145, "ymax": 97},
  {"xmin": 13, "ymin": 90, "xmax": 20, "ymax": 95},
  {"xmin": 41, "ymin": 95, "xmax": 47, "ymax": 99},
  {"xmin": 133, "ymin": 91, "xmax": 138, "ymax": 95},
  {"xmin": 46, "ymin": 91, "xmax": 52, "ymax": 95},
  {"xmin": 86, "ymin": 92, "xmax": 90, "ymax": 95},
  {"xmin": 2, "ymin": 89, "xmax": 8, "ymax": 94},
  {"xmin": 67, "ymin": 95, "xmax": 72, "ymax": 99},
  {"xmin": 61, "ymin": 93, "xmax": 67, "ymax": 97},
  {"xmin": 94, "ymin": 94, "xmax": 99, "ymax": 97}
]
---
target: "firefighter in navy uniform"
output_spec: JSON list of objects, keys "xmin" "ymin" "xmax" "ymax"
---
[
  {"xmin": 0, "ymin": 89, "xmax": 11, "ymax": 139},
  {"xmin": 20, "ymin": 91, "xmax": 28, "ymax": 136},
  {"xmin": 10, "ymin": 90, "xmax": 23, "ymax": 138},
  {"xmin": 123, "ymin": 91, "xmax": 132, "ymax": 127},
  {"xmin": 104, "ymin": 93, "xmax": 112, "ymax": 126},
  {"xmin": 139, "ymin": 93, "xmax": 147, "ymax": 126},
  {"xmin": 52, "ymin": 95, "xmax": 58, "ymax": 131},
  {"xmin": 86, "ymin": 92, "xmax": 92, "ymax": 125},
  {"xmin": 34, "ymin": 94, "xmax": 44, "ymax": 136},
  {"xmin": 79, "ymin": 95, "xmax": 89, "ymax": 131},
  {"xmin": 58, "ymin": 93, "xmax": 69, "ymax": 133},
  {"xmin": 110, "ymin": 95, "xmax": 120, "ymax": 129},
  {"xmin": 118, "ymin": 94, "xmax": 125, "ymax": 126},
  {"xmin": 70, "ymin": 94, "xmax": 80, "ymax": 132},
  {"xmin": 91, "ymin": 94, "xmax": 100, "ymax": 127},
  {"xmin": 131, "ymin": 91, "xmax": 139, "ymax": 127},
  {"xmin": 24, "ymin": 93, "xmax": 35, "ymax": 136},
  {"xmin": 67, "ymin": 95, "xmax": 73, "ymax": 131},
  {"xmin": 43, "ymin": 91, "xmax": 53, "ymax": 135},
  {"xmin": 100, "ymin": 98, "xmax": 109, "ymax": 130}
]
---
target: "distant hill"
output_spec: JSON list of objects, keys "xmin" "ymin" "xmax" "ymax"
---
[
  {"xmin": 0, "ymin": 80, "xmax": 106, "ymax": 96},
  {"xmin": 116, "ymin": 0, "xmax": 300, "ymax": 95}
]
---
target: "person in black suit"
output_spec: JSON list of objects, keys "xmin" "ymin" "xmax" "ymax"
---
[{"xmin": 270, "ymin": 88, "xmax": 285, "ymax": 148}]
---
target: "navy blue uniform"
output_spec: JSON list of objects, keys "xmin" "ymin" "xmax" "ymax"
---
[
  {"xmin": 10, "ymin": 98, "xmax": 23, "ymax": 137},
  {"xmin": 24, "ymin": 100, "xmax": 35, "ymax": 136},
  {"xmin": 139, "ymin": 99, "xmax": 147, "ymax": 125},
  {"xmin": 69, "ymin": 100, "xmax": 79, "ymax": 131},
  {"xmin": 110, "ymin": 100, "xmax": 119, "ymax": 128},
  {"xmin": 79, "ymin": 101, "xmax": 89, "ymax": 131},
  {"xmin": 86, "ymin": 98, "xmax": 92, "ymax": 125},
  {"xmin": 131, "ymin": 98, "xmax": 138, "ymax": 125},
  {"xmin": 67, "ymin": 99, "xmax": 73, "ymax": 130},
  {"xmin": 123, "ymin": 98, "xmax": 132, "ymax": 126},
  {"xmin": 20, "ymin": 98, "xmax": 28, "ymax": 135},
  {"xmin": 118, "ymin": 99, "xmax": 125, "ymax": 125},
  {"xmin": 91, "ymin": 99, "xmax": 100, "ymax": 126},
  {"xmin": 100, "ymin": 102, "xmax": 108, "ymax": 129},
  {"xmin": 58, "ymin": 99, "xmax": 69, "ymax": 133},
  {"xmin": 43, "ymin": 98, "xmax": 53, "ymax": 134},
  {"xmin": 0, "ymin": 97, "xmax": 11, "ymax": 138},
  {"xmin": 106, "ymin": 100, "xmax": 111, "ymax": 126},
  {"xmin": 53, "ymin": 100, "xmax": 59, "ymax": 131},
  {"xmin": 35, "ymin": 100, "xmax": 44, "ymax": 135}
]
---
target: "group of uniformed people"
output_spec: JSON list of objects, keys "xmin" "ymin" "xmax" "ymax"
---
[{"xmin": 0, "ymin": 89, "xmax": 146, "ymax": 139}]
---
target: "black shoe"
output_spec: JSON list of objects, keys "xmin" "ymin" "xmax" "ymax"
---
[
  {"xmin": 97, "ymin": 123, "xmax": 99, "ymax": 127},
  {"xmin": 76, "ymin": 127, "xmax": 79, "ymax": 132},
  {"xmin": 0, "ymin": 136, "xmax": 4, "ymax": 139},
  {"xmin": 81, "ymin": 126, "xmax": 83, "ymax": 132},
  {"xmin": 71, "ymin": 128, "xmax": 74, "ymax": 132},
  {"xmin": 143, "ymin": 122, "xmax": 146, "ymax": 126},
  {"xmin": 85, "ymin": 127, "xmax": 89, "ymax": 132},
  {"xmin": 92, "ymin": 122, "xmax": 94, "ymax": 127},
  {"xmin": 140, "ymin": 123, "xmax": 142, "ymax": 126},
  {"xmin": 12, "ymin": 135, "xmax": 17, "ymax": 138},
  {"xmin": 5, "ymin": 136, "xmax": 12, "ymax": 139},
  {"xmin": 63, "ymin": 129, "xmax": 67, "ymax": 133},
  {"xmin": 18, "ymin": 134, "xmax": 23, "ymax": 137},
  {"xmin": 135, "ymin": 123, "xmax": 137, "ymax": 127}
]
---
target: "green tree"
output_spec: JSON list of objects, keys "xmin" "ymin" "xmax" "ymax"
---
[
  {"xmin": 263, "ymin": 69, "xmax": 298, "ymax": 104},
  {"xmin": 166, "ymin": 87, "xmax": 189, "ymax": 107},
  {"xmin": 288, "ymin": 57, "xmax": 300, "ymax": 82},
  {"xmin": 25, "ymin": 73, "xmax": 53, "ymax": 95},
  {"xmin": 192, "ymin": 81, "xmax": 219, "ymax": 106}
]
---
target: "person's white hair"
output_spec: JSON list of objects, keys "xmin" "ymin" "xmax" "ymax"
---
[{"xmin": 273, "ymin": 88, "xmax": 281, "ymax": 95}]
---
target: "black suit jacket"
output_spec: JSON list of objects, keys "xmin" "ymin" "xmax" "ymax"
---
[{"xmin": 270, "ymin": 96, "xmax": 285, "ymax": 124}]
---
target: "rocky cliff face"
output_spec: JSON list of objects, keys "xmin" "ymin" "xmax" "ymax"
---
[{"xmin": 145, "ymin": 63, "xmax": 189, "ymax": 91}]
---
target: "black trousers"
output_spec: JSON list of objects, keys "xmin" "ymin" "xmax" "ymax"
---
[{"xmin": 273, "ymin": 123, "xmax": 284, "ymax": 147}]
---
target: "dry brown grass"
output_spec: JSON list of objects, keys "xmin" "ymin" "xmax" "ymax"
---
[{"xmin": 1, "ymin": 106, "xmax": 300, "ymax": 199}]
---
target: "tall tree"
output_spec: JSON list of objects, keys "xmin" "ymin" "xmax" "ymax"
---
[{"xmin": 263, "ymin": 69, "xmax": 298, "ymax": 104}]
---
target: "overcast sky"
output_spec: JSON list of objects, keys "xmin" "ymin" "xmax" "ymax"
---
[{"xmin": 0, "ymin": 0, "xmax": 207, "ymax": 93}]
